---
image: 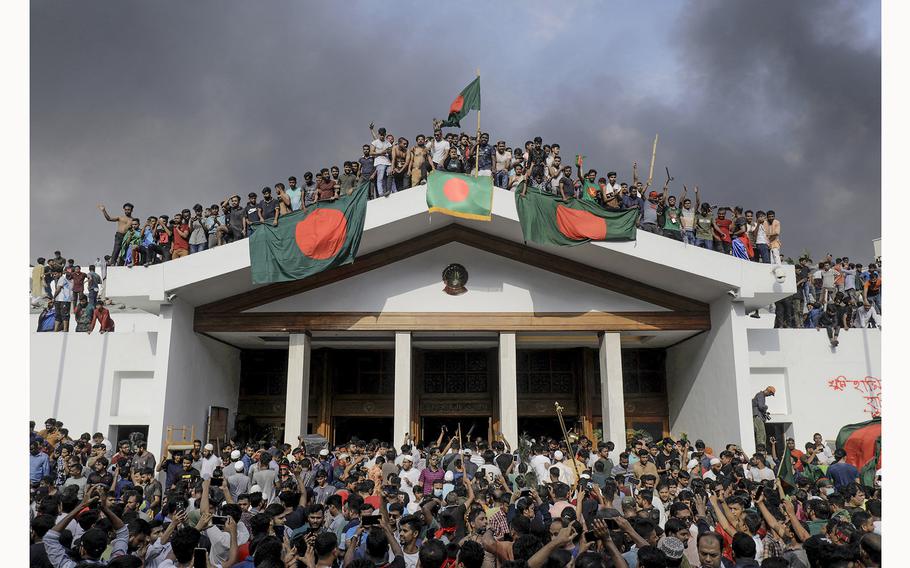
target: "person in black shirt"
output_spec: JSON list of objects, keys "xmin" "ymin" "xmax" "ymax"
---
[
  {"xmin": 443, "ymin": 147, "xmax": 466, "ymax": 173},
  {"xmin": 817, "ymin": 303, "xmax": 841, "ymax": 347},
  {"xmin": 259, "ymin": 187, "xmax": 280, "ymax": 227}
]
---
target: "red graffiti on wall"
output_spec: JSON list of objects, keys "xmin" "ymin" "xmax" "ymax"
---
[{"xmin": 827, "ymin": 376, "xmax": 881, "ymax": 417}]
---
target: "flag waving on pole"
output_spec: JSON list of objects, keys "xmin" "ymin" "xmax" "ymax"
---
[{"xmin": 439, "ymin": 77, "xmax": 481, "ymax": 128}]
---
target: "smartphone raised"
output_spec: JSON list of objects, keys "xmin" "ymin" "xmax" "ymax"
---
[
  {"xmin": 193, "ymin": 548, "xmax": 208, "ymax": 568},
  {"xmin": 583, "ymin": 530, "xmax": 596, "ymax": 541},
  {"xmin": 754, "ymin": 485, "xmax": 764, "ymax": 501},
  {"xmin": 212, "ymin": 515, "xmax": 228, "ymax": 529},
  {"xmin": 361, "ymin": 515, "xmax": 381, "ymax": 527}
]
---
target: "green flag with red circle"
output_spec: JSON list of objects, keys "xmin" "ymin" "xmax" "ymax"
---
[
  {"xmin": 515, "ymin": 184, "xmax": 639, "ymax": 246},
  {"xmin": 835, "ymin": 417, "xmax": 881, "ymax": 488},
  {"xmin": 439, "ymin": 77, "xmax": 480, "ymax": 128},
  {"xmin": 426, "ymin": 170, "xmax": 493, "ymax": 221},
  {"xmin": 249, "ymin": 182, "xmax": 368, "ymax": 283}
]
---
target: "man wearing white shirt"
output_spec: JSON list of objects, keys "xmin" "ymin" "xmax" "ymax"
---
[
  {"xmin": 427, "ymin": 129, "xmax": 450, "ymax": 170},
  {"xmin": 530, "ymin": 446, "xmax": 552, "ymax": 483},
  {"xmin": 747, "ymin": 454, "xmax": 775, "ymax": 483},
  {"xmin": 370, "ymin": 124, "xmax": 393, "ymax": 197},
  {"xmin": 552, "ymin": 450, "xmax": 577, "ymax": 486},
  {"xmin": 813, "ymin": 433, "xmax": 835, "ymax": 465},
  {"xmin": 398, "ymin": 456, "xmax": 421, "ymax": 503},
  {"xmin": 198, "ymin": 444, "xmax": 221, "ymax": 481}
]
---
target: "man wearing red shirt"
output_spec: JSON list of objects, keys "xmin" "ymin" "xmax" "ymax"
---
[
  {"xmin": 713, "ymin": 207, "xmax": 733, "ymax": 255},
  {"xmin": 171, "ymin": 212, "xmax": 190, "ymax": 259},
  {"xmin": 70, "ymin": 265, "xmax": 88, "ymax": 306},
  {"xmin": 89, "ymin": 304, "xmax": 115, "ymax": 334},
  {"xmin": 315, "ymin": 168, "xmax": 339, "ymax": 203}
]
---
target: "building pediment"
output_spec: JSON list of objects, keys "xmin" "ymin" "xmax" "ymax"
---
[{"xmin": 194, "ymin": 224, "xmax": 710, "ymax": 334}]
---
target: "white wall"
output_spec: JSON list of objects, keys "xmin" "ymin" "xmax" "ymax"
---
[
  {"xmin": 154, "ymin": 300, "xmax": 241, "ymax": 458},
  {"xmin": 747, "ymin": 328, "xmax": 881, "ymax": 444},
  {"xmin": 30, "ymin": 302, "xmax": 241, "ymax": 457},
  {"xmin": 30, "ymin": 329, "xmax": 160, "ymax": 441},
  {"xmin": 249, "ymin": 242, "xmax": 666, "ymax": 314},
  {"xmin": 665, "ymin": 298, "xmax": 755, "ymax": 453}
]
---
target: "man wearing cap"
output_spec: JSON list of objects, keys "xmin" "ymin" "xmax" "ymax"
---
[
  {"xmin": 198, "ymin": 443, "xmax": 221, "ymax": 481},
  {"xmin": 399, "ymin": 454, "xmax": 421, "ymax": 503},
  {"xmin": 225, "ymin": 460, "xmax": 250, "ymax": 500},
  {"xmin": 751, "ymin": 386, "xmax": 775, "ymax": 448},
  {"xmin": 640, "ymin": 190, "xmax": 662, "ymax": 234},
  {"xmin": 658, "ymin": 536, "xmax": 686, "ymax": 567},
  {"xmin": 551, "ymin": 450, "xmax": 576, "ymax": 486},
  {"xmin": 703, "ymin": 458, "xmax": 724, "ymax": 482}
]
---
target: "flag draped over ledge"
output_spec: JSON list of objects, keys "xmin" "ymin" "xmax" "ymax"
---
[
  {"xmin": 514, "ymin": 185, "xmax": 639, "ymax": 246},
  {"xmin": 249, "ymin": 182, "xmax": 368, "ymax": 283},
  {"xmin": 426, "ymin": 170, "xmax": 493, "ymax": 221},
  {"xmin": 439, "ymin": 77, "xmax": 481, "ymax": 128}
]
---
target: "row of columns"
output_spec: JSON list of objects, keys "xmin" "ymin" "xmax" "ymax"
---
[{"xmin": 283, "ymin": 331, "xmax": 626, "ymax": 447}]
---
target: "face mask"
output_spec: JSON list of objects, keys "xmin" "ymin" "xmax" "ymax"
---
[
  {"xmin": 433, "ymin": 489, "xmax": 443, "ymax": 497},
  {"xmin": 824, "ymin": 487, "xmax": 835, "ymax": 496}
]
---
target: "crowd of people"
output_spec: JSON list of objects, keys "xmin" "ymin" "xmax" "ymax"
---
[
  {"xmin": 771, "ymin": 257, "xmax": 882, "ymax": 345},
  {"xmin": 30, "ymin": 251, "xmax": 115, "ymax": 333},
  {"xmin": 92, "ymin": 123, "xmax": 795, "ymax": 268},
  {"xmin": 29, "ymin": 418, "xmax": 881, "ymax": 567}
]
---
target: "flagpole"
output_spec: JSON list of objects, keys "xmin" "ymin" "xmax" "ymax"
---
[
  {"xmin": 475, "ymin": 68, "xmax": 481, "ymax": 178},
  {"xmin": 647, "ymin": 133, "xmax": 659, "ymax": 187}
]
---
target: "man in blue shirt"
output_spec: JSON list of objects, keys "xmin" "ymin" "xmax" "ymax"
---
[
  {"xmin": 827, "ymin": 449, "xmax": 860, "ymax": 490},
  {"xmin": 29, "ymin": 441, "xmax": 50, "ymax": 485}
]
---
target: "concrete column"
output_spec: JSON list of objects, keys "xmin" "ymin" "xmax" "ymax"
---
[
  {"xmin": 599, "ymin": 332, "xmax": 626, "ymax": 447},
  {"xmin": 499, "ymin": 333, "xmax": 518, "ymax": 445},
  {"xmin": 394, "ymin": 332, "xmax": 412, "ymax": 442},
  {"xmin": 284, "ymin": 333, "xmax": 311, "ymax": 445}
]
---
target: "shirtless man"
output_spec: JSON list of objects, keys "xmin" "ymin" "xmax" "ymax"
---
[
  {"xmin": 391, "ymin": 137, "xmax": 411, "ymax": 193},
  {"xmin": 409, "ymin": 135, "xmax": 431, "ymax": 187},
  {"xmin": 98, "ymin": 203, "xmax": 135, "ymax": 266}
]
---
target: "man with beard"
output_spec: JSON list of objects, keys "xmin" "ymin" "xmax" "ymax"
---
[
  {"xmin": 474, "ymin": 132, "xmax": 494, "ymax": 176},
  {"xmin": 409, "ymin": 135, "xmax": 431, "ymax": 187}
]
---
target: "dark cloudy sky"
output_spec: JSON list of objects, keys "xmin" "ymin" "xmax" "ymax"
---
[{"xmin": 31, "ymin": 0, "xmax": 880, "ymax": 264}]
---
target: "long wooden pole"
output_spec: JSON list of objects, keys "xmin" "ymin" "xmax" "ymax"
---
[
  {"xmin": 475, "ymin": 68, "xmax": 481, "ymax": 177},
  {"xmin": 647, "ymin": 134, "xmax": 659, "ymax": 186},
  {"xmin": 555, "ymin": 402, "xmax": 580, "ymax": 479}
]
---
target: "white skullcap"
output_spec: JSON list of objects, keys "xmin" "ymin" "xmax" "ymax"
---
[
  {"xmin": 554, "ymin": 450, "xmax": 564, "ymax": 461},
  {"xmin": 444, "ymin": 471, "xmax": 454, "ymax": 482},
  {"xmin": 319, "ymin": 449, "xmax": 329, "ymax": 456},
  {"xmin": 204, "ymin": 443, "xmax": 214, "ymax": 451},
  {"xmin": 234, "ymin": 461, "xmax": 245, "ymax": 472},
  {"xmin": 230, "ymin": 450, "xmax": 241, "ymax": 460},
  {"xmin": 250, "ymin": 484, "xmax": 262, "ymax": 493}
]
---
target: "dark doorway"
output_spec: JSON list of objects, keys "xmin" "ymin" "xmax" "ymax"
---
[
  {"xmin": 420, "ymin": 417, "xmax": 489, "ymax": 447},
  {"xmin": 333, "ymin": 417, "xmax": 392, "ymax": 446},
  {"xmin": 110, "ymin": 425, "xmax": 149, "ymax": 448},
  {"xmin": 518, "ymin": 416, "xmax": 578, "ymax": 442},
  {"xmin": 765, "ymin": 422, "xmax": 793, "ymax": 461}
]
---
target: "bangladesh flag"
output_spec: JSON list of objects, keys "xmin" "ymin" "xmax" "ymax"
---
[
  {"xmin": 777, "ymin": 451, "xmax": 796, "ymax": 489},
  {"xmin": 515, "ymin": 185, "xmax": 639, "ymax": 247},
  {"xmin": 835, "ymin": 417, "xmax": 882, "ymax": 488},
  {"xmin": 249, "ymin": 182, "xmax": 368, "ymax": 283},
  {"xmin": 439, "ymin": 77, "xmax": 480, "ymax": 128},
  {"xmin": 426, "ymin": 170, "xmax": 493, "ymax": 221}
]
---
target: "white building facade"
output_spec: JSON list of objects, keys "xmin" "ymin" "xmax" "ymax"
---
[{"xmin": 29, "ymin": 186, "xmax": 881, "ymax": 456}]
